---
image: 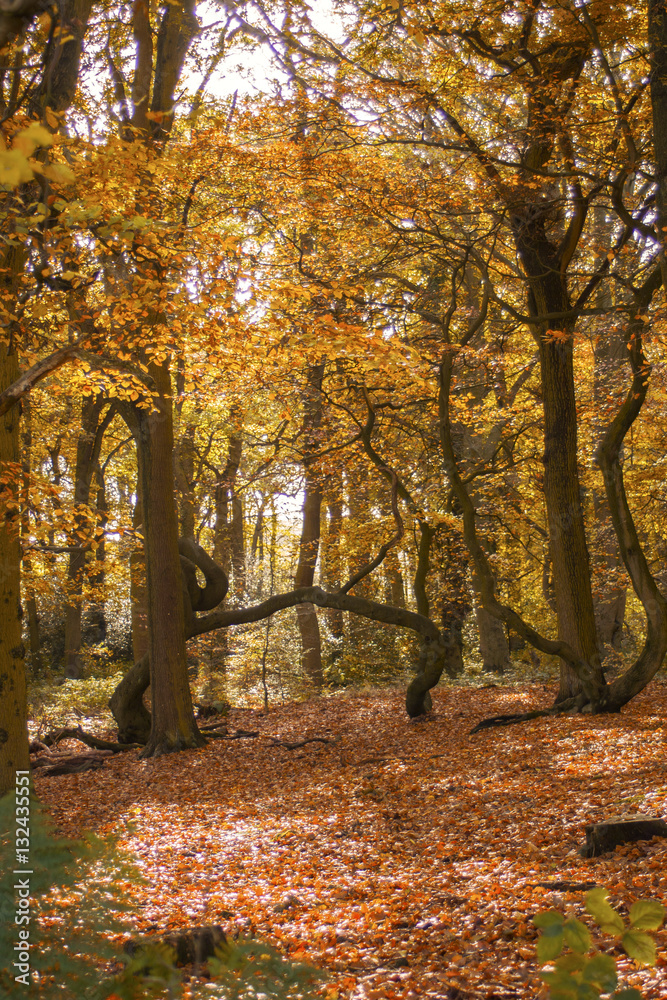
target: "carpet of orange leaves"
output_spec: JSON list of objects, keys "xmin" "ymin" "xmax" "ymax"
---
[{"xmin": 35, "ymin": 683, "xmax": 667, "ymax": 1000}]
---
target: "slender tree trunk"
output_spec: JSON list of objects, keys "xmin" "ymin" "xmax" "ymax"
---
[
  {"xmin": 130, "ymin": 472, "xmax": 148, "ymax": 663},
  {"xmin": 294, "ymin": 363, "xmax": 325, "ymax": 688},
  {"xmin": 63, "ymin": 396, "xmax": 111, "ymax": 677},
  {"xmin": 211, "ymin": 407, "xmax": 243, "ymax": 670},
  {"xmin": 322, "ymin": 495, "xmax": 344, "ymax": 647},
  {"xmin": 86, "ymin": 463, "xmax": 108, "ymax": 643},
  {"xmin": 649, "ymin": 0, "xmax": 667, "ymax": 291},
  {"xmin": 213, "ymin": 405, "xmax": 243, "ymax": 585},
  {"xmin": 134, "ymin": 360, "xmax": 203, "ymax": 756}
]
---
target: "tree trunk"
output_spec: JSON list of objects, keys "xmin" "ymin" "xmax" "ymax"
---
[
  {"xmin": 21, "ymin": 396, "xmax": 42, "ymax": 674},
  {"xmin": 108, "ymin": 654, "xmax": 151, "ymax": 744},
  {"xmin": 322, "ymin": 496, "xmax": 344, "ymax": 647},
  {"xmin": 213, "ymin": 405, "xmax": 243, "ymax": 585},
  {"xmin": 475, "ymin": 595, "xmax": 511, "ymax": 674},
  {"xmin": 294, "ymin": 364, "xmax": 325, "ymax": 688},
  {"xmin": 649, "ymin": 0, "xmax": 667, "ymax": 291},
  {"xmin": 130, "ymin": 472, "xmax": 149, "ymax": 663},
  {"xmin": 134, "ymin": 360, "xmax": 203, "ymax": 756},
  {"xmin": 0, "ymin": 254, "xmax": 28, "ymax": 794},
  {"xmin": 86, "ymin": 463, "xmax": 108, "ymax": 644},
  {"xmin": 512, "ymin": 211, "xmax": 605, "ymax": 703},
  {"xmin": 175, "ymin": 418, "xmax": 196, "ymax": 539},
  {"xmin": 63, "ymin": 396, "xmax": 112, "ymax": 677}
]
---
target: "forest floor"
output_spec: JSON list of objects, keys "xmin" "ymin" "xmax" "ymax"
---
[{"xmin": 35, "ymin": 682, "xmax": 667, "ymax": 1000}]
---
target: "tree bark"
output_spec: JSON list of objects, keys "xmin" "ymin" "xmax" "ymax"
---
[
  {"xmin": 294, "ymin": 363, "xmax": 325, "ymax": 688},
  {"xmin": 130, "ymin": 471, "xmax": 148, "ymax": 664},
  {"xmin": 0, "ymin": 296, "xmax": 28, "ymax": 794},
  {"xmin": 133, "ymin": 360, "xmax": 203, "ymax": 756},
  {"xmin": 63, "ymin": 396, "xmax": 113, "ymax": 677},
  {"xmin": 20, "ymin": 396, "xmax": 42, "ymax": 674},
  {"xmin": 649, "ymin": 0, "xmax": 667, "ymax": 290},
  {"xmin": 322, "ymin": 495, "xmax": 344, "ymax": 647},
  {"xmin": 512, "ymin": 211, "xmax": 605, "ymax": 702}
]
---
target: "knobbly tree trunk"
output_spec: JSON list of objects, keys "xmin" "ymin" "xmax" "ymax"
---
[{"xmin": 134, "ymin": 360, "xmax": 203, "ymax": 756}]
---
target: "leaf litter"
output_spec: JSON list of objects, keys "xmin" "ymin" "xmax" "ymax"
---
[{"xmin": 35, "ymin": 684, "xmax": 667, "ymax": 999}]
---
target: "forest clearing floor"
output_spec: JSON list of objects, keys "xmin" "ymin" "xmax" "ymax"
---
[{"xmin": 35, "ymin": 682, "xmax": 667, "ymax": 1000}]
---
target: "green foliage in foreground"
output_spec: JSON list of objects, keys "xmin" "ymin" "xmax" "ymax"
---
[
  {"xmin": 0, "ymin": 792, "xmax": 322, "ymax": 999},
  {"xmin": 119, "ymin": 939, "xmax": 323, "ymax": 1000},
  {"xmin": 534, "ymin": 887, "xmax": 666, "ymax": 1000}
]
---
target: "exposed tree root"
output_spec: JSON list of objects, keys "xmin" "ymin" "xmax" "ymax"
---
[
  {"xmin": 204, "ymin": 729, "xmax": 259, "ymax": 740},
  {"xmin": 470, "ymin": 710, "xmax": 557, "ymax": 733},
  {"xmin": 268, "ymin": 736, "xmax": 338, "ymax": 750}
]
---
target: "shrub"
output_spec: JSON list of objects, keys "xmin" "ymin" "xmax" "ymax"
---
[{"xmin": 534, "ymin": 887, "xmax": 666, "ymax": 1000}]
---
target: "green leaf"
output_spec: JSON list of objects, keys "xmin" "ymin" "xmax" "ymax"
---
[
  {"xmin": 585, "ymin": 889, "xmax": 624, "ymax": 935},
  {"xmin": 564, "ymin": 918, "xmax": 592, "ymax": 953},
  {"xmin": 612, "ymin": 991, "xmax": 643, "ymax": 1000},
  {"xmin": 541, "ymin": 970, "xmax": 578, "ymax": 999},
  {"xmin": 621, "ymin": 929, "xmax": 656, "ymax": 966},
  {"xmin": 534, "ymin": 909, "xmax": 566, "ymax": 929},
  {"xmin": 575, "ymin": 984, "xmax": 602, "ymax": 1000},
  {"xmin": 556, "ymin": 953, "xmax": 586, "ymax": 973},
  {"xmin": 628, "ymin": 899, "xmax": 665, "ymax": 931},
  {"xmin": 581, "ymin": 953, "xmax": 617, "ymax": 991},
  {"xmin": 548, "ymin": 987, "xmax": 580, "ymax": 1000},
  {"xmin": 537, "ymin": 927, "xmax": 565, "ymax": 962}
]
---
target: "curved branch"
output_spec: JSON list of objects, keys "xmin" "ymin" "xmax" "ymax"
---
[{"xmin": 190, "ymin": 585, "xmax": 441, "ymax": 642}]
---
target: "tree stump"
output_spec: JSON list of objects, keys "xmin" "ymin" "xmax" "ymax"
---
[{"xmin": 580, "ymin": 815, "xmax": 667, "ymax": 858}]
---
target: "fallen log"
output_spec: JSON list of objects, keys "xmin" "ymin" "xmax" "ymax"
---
[
  {"xmin": 42, "ymin": 725, "xmax": 142, "ymax": 752},
  {"xmin": 32, "ymin": 751, "xmax": 112, "ymax": 776}
]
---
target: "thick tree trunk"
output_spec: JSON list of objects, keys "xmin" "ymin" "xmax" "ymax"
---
[
  {"xmin": 513, "ymin": 212, "xmax": 605, "ymax": 703},
  {"xmin": 175, "ymin": 419, "xmax": 196, "ymax": 539},
  {"xmin": 475, "ymin": 598, "xmax": 511, "ymax": 674},
  {"xmin": 109, "ymin": 654, "xmax": 151, "ymax": 744},
  {"xmin": 21, "ymin": 396, "xmax": 42, "ymax": 674},
  {"xmin": 538, "ymin": 334, "xmax": 603, "ymax": 699},
  {"xmin": 0, "ymin": 337, "xmax": 28, "ymax": 794},
  {"xmin": 134, "ymin": 360, "xmax": 203, "ymax": 756}
]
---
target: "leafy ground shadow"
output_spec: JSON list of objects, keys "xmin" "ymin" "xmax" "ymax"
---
[{"xmin": 35, "ymin": 684, "xmax": 667, "ymax": 999}]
